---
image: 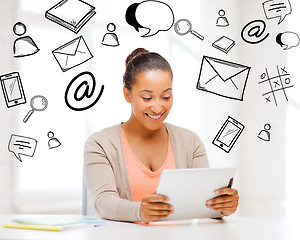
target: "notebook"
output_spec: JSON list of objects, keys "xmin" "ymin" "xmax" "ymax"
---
[
  {"xmin": 45, "ymin": 0, "xmax": 96, "ymax": 33},
  {"xmin": 212, "ymin": 36, "xmax": 235, "ymax": 54},
  {"xmin": 12, "ymin": 215, "xmax": 103, "ymax": 227}
]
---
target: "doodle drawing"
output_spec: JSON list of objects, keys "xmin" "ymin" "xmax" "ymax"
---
[
  {"xmin": 213, "ymin": 116, "xmax": 245, "ymax": 153},
  {"xmin": 196, "ymin": 56, "xmax": 250, "ymax": 101},
  {"xmin": 125, "ymin": 0, "xmax": 174, "ymax": 37},
  {"xmin": 0, "ymin": 72, "xmax": 26, "ymax": 108},
  {"xmin": 258, "ymin": 66, "xmax": 293, "ymax": 106},
  {"xmin": 102, "ymin": 23, "xmax": 120, "ymax": 47},
  {"xmin": 241, "ymin": 19, "xmax": 269, "ymax": 44},
  {"xmin": 257, "ymin": 123, "xmax": 271, "ymax": 141},
  {"xmin": 23, "ymin": 95, "xmax": 48, "ymax": 123},
  {"xmin": 174, "ymin": 19, "xmax": 204, "ymax": 41},
  {"xmin": 48, "ymin": 131, "xmax": 61, "ymax": 149},
  {"xmin": 276, "ymin": 31, "xmax": 300, "ymax": 50},
  {"xmin": 212, "ymin": 36, "xmax": 235, "ymax": 54},
  {"xmin": 65, "ymin": 71, "xmax": 104, "ymax": 111},
  {"xmin": 13, "ymin": 22, "xmax": 39, "ymax": 58},
  {"xmin": 216, "ymin": 9, "xmax": 229, "ymax": 27},
  {"xmin": 8, "ymin": 134, "xmax": 38, "ymax": 162},
  {"xmin": 45, "ymin": 0, "xmax": 96, "ymax": 33},
  {"xmin": 52, "ymin": 36, "xmax": 93, "ymax": 72},
  {"xmin": 262, "ymin": 0, "xmax": 292, "ymax": 25}
]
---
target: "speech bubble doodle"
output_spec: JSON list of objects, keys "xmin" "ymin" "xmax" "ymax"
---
[
  {"xmin": 125, "ymin": 0, "xmax": 174, "ymax": 37},
  {"xmin": 262, "ymin": 0, "xmax": 292, "ymax": 25},
  {"xmin": 241, "ymin": 19, "xmax": 270, "ymax": 44},
  {"xmin": 276, "ymin": 31, "xmax": 300, "ymax": 50},
  {"xmin": 65, "ymin": 71, "xmax": 104, "ymax": 111},
  {"xmin": 8, "ymin": 134, "xmax": 38, "ymax": 162}
]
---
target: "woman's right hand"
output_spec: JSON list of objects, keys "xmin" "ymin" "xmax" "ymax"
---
[{"xmin": 139, "ymin": 194, "xmax": 174, "ymax": 224}]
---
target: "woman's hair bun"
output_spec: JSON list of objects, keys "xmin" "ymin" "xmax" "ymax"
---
[
  {"xmin": 125, "ymin": 48, "xmax": 149, "ymax": 66},
  {"xmin": 123, "ymin": 47, "xmax": 172, "ymax": 90}
]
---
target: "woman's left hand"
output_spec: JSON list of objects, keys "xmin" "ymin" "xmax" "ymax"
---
[{"xmin": 206, "ymin": 187, "xmax": 239, "ymax": 216}]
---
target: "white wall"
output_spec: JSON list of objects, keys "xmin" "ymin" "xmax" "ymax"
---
[
  {"xmin": 170, "ymin": 0, "xmax": 288, "ymax": 216},
  {"xmin": 0, "ymin": 0, "xmax": 18, "ymax": 213},
  {"xmin": 1, "ymin": 0, "xmax": 298, "ymax": 218}
]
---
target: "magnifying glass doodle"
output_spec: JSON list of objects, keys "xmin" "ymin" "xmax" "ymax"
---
[
  {"xmin": 23, "ymin": 95, "xmax": 48, "ymax": 123},
  {"xmin": 174, "ymin": 19, "xmax": 204, "ymax": 40}
]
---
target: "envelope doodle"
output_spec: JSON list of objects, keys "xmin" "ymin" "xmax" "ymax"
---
[
  {"xmin": 196, "ymin": 56, "xmax": 251, "ymax": 101},
  {"xmin": 52, "ymin": 36, "xmax": 93, "ymax": 72}
]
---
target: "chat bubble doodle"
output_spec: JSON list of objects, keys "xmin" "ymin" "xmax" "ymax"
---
[
  {"xmin": 65, "ymin": 71, "xmax": 104, "ymax": 111},
  {"xmin": 276, "ymin": 31, "xmax": 300, "ymax": 50},
  {"xmin": 125, "ymin": 0, "xmax": 174, "ymax": 37},
  {"xmin": 241, "ymin": 19, "xmax": 270, "ymax": 44},
  {"xmin": 262, "ymin": 0, "xmax": 292, "ymax": 25},
  {"xmin": 8, "ymin": 134, "xmax": 38, "ymax": 162}
]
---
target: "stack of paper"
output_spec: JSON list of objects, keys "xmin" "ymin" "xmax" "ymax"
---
[{"xmin": 2, "ymin": 215, "xmax": 104, "ymax": 231}]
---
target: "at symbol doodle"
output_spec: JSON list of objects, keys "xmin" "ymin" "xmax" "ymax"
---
[
  {"xmin": 241, "ymin": 19, "xmax": 269, "ymax": 44},
  {"xmin": 65, "ymin": 71, "xmax": 104, "ymax": 111}
]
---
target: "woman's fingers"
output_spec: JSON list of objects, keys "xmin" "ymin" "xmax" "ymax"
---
[
  {"xmin": 140, "ymin": 194, "xmax": 173, "ymax": 223},
  {"xmin": 143, "ymin": 201, "xmax": 173, "ymax": 211},
  {"xmin": 147, "ymin": 209, "xmax": 173, "ymax": 216},
  {"xmin": 207, "ymin": 187, "xmax": 239, "ymax": 204},
  {"xmin": 206, "ymin": 187, "xmax": 239, "ymax": 216},
  {"xmin": 142, "ymin": 194, "xmax": 169, "ymax": 203},
  {"xmin": 214, "ymin": 187, "xmax": 238, "ymax": 196}
]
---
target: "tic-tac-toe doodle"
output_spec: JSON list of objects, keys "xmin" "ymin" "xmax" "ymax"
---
[{"xmin": 258, "ymin": 66, "xmax": 294, "ymax": 106}]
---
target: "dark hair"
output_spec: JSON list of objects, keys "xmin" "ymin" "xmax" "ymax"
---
[{"xmin": 123, "ymin": 48, "xmax": 173, "ymax": 90}]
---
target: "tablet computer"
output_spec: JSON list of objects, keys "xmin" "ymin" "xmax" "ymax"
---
[{"xmin": 156, "ymin": 168, "xmax": 235, "ymax": 221}]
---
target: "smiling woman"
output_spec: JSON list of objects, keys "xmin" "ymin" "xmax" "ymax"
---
[{"xmin": 84, "ymin": 48, "xmax": 239, "ymax": 224}]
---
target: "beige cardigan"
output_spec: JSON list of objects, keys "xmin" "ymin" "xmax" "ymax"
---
[{"xmin": 84, "ymin": 123, "xmax": 209, "ymax": 222}]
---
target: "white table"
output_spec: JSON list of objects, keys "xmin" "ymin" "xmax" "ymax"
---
[{"xmin": 0, "ymin": 214, "xmax": 297, "ymax": 240}]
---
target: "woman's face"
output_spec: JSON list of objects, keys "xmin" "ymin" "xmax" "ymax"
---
[{"xmin": 124, "ymin": 69, "xmax": 173, "ymax": 131}]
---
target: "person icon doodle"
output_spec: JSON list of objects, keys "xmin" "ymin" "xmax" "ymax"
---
[
  {"xmin": 216, "ymin": 9, "xmax": 229, "ymax": 27},
  {"xmin": 101, "ymin": 23, "xmax": 120, "ymax": 47},
  {"xmin": 257, "ymin": 123, "xmax": 271, "ymax": 141},
  {"xmin": 13, "ymin": 22, "xmax": 39, "ymax": 57},
  {"xmin": 47, "ymin": 131, "xmax": 61, "ymax": 149}
]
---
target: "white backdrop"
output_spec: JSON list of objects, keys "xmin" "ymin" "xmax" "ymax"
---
[{"xmin": 0, "ymin": 0, "xmax": 299, "ymax": 218}]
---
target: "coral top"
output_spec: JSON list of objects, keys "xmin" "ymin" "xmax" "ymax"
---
[{"xmin": 121, "ymin": 129, "xmax": 176, "ymax": 202}]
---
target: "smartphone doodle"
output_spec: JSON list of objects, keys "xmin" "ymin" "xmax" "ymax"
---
[
  {"xmin": 213, "ymin": 116, "xmax": 245, "ymax": 153},
  {"xmin": 0, "ymin": 72, "xmax": 26, "ymax": 108}
]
